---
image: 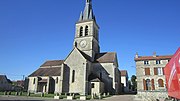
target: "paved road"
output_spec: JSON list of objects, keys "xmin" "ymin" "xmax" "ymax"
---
[
  {"xmin": 0, "ymin": 95, "xmax": 141, "ymax": 101},
  {"xmin": 102, "ymin": 95, "xmax": 140, "ymax": 101}
]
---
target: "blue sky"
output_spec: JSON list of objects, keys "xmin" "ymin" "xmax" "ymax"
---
[{"xmin": 0, "ymin": 0, "xmax": 179, "ymax": 80}]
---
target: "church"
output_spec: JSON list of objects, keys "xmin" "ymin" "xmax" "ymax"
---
[{"xmin": 28, "ymin": 0, "xmax": 121, "ymax": 95}]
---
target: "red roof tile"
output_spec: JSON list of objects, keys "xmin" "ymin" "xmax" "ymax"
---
[
  {"xmin": 135, "ymin": 55, "xmax": 173, "ymax": 61},
  {"xmin": 120, "ymin": 70, "xmax": 128, "ymax": 76}
]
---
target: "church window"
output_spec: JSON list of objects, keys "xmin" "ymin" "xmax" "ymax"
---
[
  {"xmin": 56, "ymin": 77, "xmax": 58, "ymax": 84},
  {"xmin": 72, "ymin": 70, "xmax": 75, "ymax": 83},
  {"xmin": 33, "ymin": 78, "xmax": 36, "ymax": 84},
  {"xmin": 80, "ymin": 27, "xmax": 83, "ymax": 37},
  {"xmin": 74, "ymin": 42, "xmax": 77, "ymax": 47},
  {"xmin": 85, "ymin": 26, "xmax": 88, "ymax": 36}
]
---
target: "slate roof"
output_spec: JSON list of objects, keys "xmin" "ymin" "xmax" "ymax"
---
[
  {"xmin": 0, "ymin": 75, "xmax": 11, "ymax": 83},
  {"xmin": 78, "ymin": 49, "xmax": 92, "ymax": 62},
  {"xmin": 91, "ymin": 78, "xmax": 101, "ymax": 82},
  {"xmin": 95, "ymin": 52, "xmax": 117, "ymax": 63},
  {"xmin": 120, "ymin": 70, "xmax": 128, "ymax": 76},
  {"xmin": 135, "ymin": 55, "xmax": 173, "ymax": 61},
  {"xmin": 38, "ymin": 79, "xmax": 47, "ymax": 83},
  {"xmin": 0, "ymin": 75, "xmax": 6, "ymax": 81},
  {"xmin": 29, "ymin": 67, "xmax": 61, "ymax": 77},
  {"xmin": 40, "ymin": 60, "xmax": 64, "ymax": 67},
  {"xmin": 78, "ymin": 0, "xmax": 96, "ymax": 22}
]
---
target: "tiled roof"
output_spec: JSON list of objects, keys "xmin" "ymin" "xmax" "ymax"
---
[
  {"xmin": 29, "ymin": 67, "xmax": 61, "ymax": 77},
  {"xmin": 95, "ymin": 52, "xmax": 117, "ymax": 63},
  {"xmin": 120, "ymin": 70, "xmax": 128, "ymax": 76},
  {"xmin": 40, "ymin": 60, "xmax": 64, "ymax": 67},
  {"xmin": 135, "ymin": 55, "xmax": 173, "ymax": 61}
]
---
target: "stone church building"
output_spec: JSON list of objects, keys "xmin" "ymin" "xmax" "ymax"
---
[{"xmin": 28, "ymin": 0, "xmax": 121, "ymax": 95}]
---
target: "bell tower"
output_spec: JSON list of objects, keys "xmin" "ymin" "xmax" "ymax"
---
[{"xmin": 74, "ymin": 0, "xmax": 100, "ymax": 61}]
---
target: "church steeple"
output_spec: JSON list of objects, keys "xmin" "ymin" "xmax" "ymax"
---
[
  {"xmin": 74, "ymin": 0, "xmax": 100, "ymax": 61},
  {"xmin": 79, "ymin": 0, "xmax": 96, "ymax": 22}
]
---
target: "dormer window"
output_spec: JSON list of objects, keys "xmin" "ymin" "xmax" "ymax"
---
[
  {"xmin": 85, "ymin": 26, "xmax": 88, "ymax": 36},
  {"xmin": 80, "ymin": 27, "xmax": 83, "ymax": 37}
]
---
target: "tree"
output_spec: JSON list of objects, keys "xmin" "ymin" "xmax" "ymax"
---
[{"xmin": 131, "ymin": 75, "xmax": 137, "ymax": 91}]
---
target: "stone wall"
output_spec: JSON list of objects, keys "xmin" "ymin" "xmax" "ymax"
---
[{"xmin": 136, "ymin": 91, "xmax": 168, "ymax": 101}]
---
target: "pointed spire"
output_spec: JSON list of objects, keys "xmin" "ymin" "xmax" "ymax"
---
[
  {"xmin": 89, "ymin": 9, "xmax": 93, "ymax": 19},
  {"xmin": 78, "ymin": 0, "xmax": 96, "ymax": 22},
  {"xmin": 79, "ymin": 11, "xmax": 83, "ymax": 21}
]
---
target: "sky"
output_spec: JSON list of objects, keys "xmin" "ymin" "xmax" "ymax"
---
[{"xmin": 0, "ymin": 0, "xmax": 179, "ymax": 80}]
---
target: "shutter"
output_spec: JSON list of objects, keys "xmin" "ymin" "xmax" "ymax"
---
[
  {"xmin": 162, "ymin": 68, "xmax": 165, "ymax": 75},
  {"xmin": 143, "ymin": 79, "xmax": 147, "ymax": 90},
  {"xmin": 151, "ymin": 79, "xmax": 155, "ymax": 90},
  {"xmin": 145, "ymin": 68, "xmax": 150, "ymax": 75},
  {"xmin": 158, "ymin": 79, "xmax": 164, "ymax": 87},
  {"xmin": 154, "ymin": 68, "xmax": 158, "ymax": 75}
]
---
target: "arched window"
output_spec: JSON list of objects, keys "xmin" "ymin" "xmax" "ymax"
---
[
  {"xmin": 74, "ymin": 42, "xmax": 77, "ymax": 47},
  {"xmin": 79, "ymin": 27, "xmax": 83, "ymax": 37},
  {"xmin": 91, "ymin": 83, "xmax": 95, "ymax": 88},
  {"xmin": 33, "ymin": 78, "xmax": 36, "ymax": 84},
  {"xmin": 56, "ymin": 77, "xmax": 58, "ymax": 84},
  {"xmin": 146, "ymin": 79, "xmax": 151, "ymax": 90},
  {"xmin": 158, "ymin": 79, "xmax": 164, "ymax": 87},
  {"xmin": 85, "ymin": 26, "xmax": 88, "ymax": 36},
  {"xmin": 72, "ymin": 70, "xmax": 75, "ymax": 83}
]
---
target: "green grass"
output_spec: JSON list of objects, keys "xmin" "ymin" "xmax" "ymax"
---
[
  {"xmin": 0, "ymin": 92, "xmax": 4, "ymax": 95},
  {"xmin": 0, "ymin": 91, "xmax": 112, "ymax": 100},
  {"xmin": 43, "ymin": 93, "xmax": 55, "ymax": 98}
]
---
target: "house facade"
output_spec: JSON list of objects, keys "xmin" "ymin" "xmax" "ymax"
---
[
  {"xmin": 120, "ymin": 70, "xmax": 129, "ymax": 93},
  {"xmin": 135, "ymin": 52, "xmax": 172, "ymax": 100},
  {"xmin": 28, "ymin": 0, "xmax": 121, "ymax": 95}
]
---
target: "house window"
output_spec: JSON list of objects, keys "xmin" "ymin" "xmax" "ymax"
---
[
  {"xmin": 158, "ymin": 79, "xmax": 164, "ymax": 87},
  {"xmin": 33, "ymin": 78, "xmax": 36, "ymax": 84},
  {"xmin": 91, "ymin": 83, "xmax": 95, "ymax": 88},
  {"xmin": 85, "ymin": 26, "xmax": 88, "ymax": 36},
  {"xmin": 79, "ymin": 27, "xmax": 83, "ymax": 37},
  {"xmin": 156, "ymin": 60, "xmax": 161, "ymax": 64},
  {"xmin": 146, "ymin": 79, "xmax": 151, "ymax": 90},
  {"xmin": 144, "ymin": 61, "xmax": 149, "ymax": 65},
  {"xmin": 56, "ymin": 77, "xmax": 58, "ymax": 84},
  {"xmin": 145, "ymin": 68, "xmax": 150, "ymax": 75},
  {"xmin": 154, "ymin": 67, "xmax": 164, "ymax": 75},
  {"xmin": 72, "ymin": 70, "xmax": 75, "ymax": 83}
]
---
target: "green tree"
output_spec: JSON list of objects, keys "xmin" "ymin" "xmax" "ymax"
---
[{"xmin": 131, "ymin": 75, "xmax": 137, "ymax": 91}]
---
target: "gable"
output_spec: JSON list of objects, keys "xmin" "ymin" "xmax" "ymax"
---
[{"xmin": 64, "ymin": 48, "xmax": 87, "ymax": 65}]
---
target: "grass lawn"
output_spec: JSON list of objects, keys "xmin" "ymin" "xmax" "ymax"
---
[{"xmin": 0, "ymin": 91, "xmax": 112, "ymax": 100}]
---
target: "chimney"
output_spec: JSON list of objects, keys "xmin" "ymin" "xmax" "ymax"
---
[{"xmin": 135, "ymin": 52, "xmax": 139, "ymax": 58}]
